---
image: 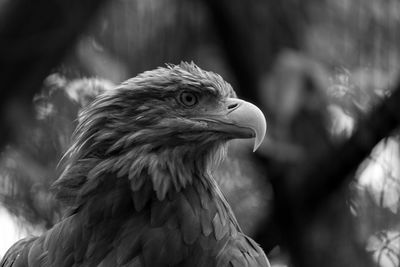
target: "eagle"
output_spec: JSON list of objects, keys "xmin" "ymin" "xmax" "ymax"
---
[{"xmin": 1, "ymin": 62, "xmax": 269, "ymax": 267}]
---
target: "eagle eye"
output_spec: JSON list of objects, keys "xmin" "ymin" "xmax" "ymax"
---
[{"xmin": 179, "ymin": 91, "xmax": 198, "ymax": 107}]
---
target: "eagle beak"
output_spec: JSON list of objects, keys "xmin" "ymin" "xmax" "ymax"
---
[
  {"xmin": 200, "ymin": 98, "xmax": 266, "ymax": 152},
  {"xmin": 224, "ymin": 98, "xmax": 267, "ymax": 151}
]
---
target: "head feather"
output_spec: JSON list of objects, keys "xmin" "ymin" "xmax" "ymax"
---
[{"xmin": 53, "ymin": 62, "xmax": 235, "ymax": 206}]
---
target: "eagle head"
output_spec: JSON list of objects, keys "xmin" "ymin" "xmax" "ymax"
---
[{"xmin": 55, "ymin": 62, "xmax": 266, "ymax": 203}]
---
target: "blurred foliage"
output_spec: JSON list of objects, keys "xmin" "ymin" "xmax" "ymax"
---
[
  {"xmin": 303, "ymin": 4, "xmax": 400, "ymax": 266},
  {"xmin": 0, "ymin": 75, "xmax": 114, "ymax": 229},
  {"xmin": 1, "ymin": 0, "xmax": 400, "ymax": 266}
]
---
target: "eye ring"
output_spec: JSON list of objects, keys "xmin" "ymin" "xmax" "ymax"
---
[{"xmin": 179, "ymin": 91, "xmax": 198, "ymax": 107}]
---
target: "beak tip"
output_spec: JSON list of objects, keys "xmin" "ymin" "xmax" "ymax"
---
[
  {"xmin": 253, "ymin": 143, "xmax": 260, "ymax": 152},
  {"xmin": 252, "ymin": 121, "xmax": 266, "ymax": 152}
]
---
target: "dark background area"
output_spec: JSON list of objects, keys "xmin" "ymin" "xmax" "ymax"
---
[{"xmin": 1, "ymin": 0, "xmax": 400, "ymax": 266}]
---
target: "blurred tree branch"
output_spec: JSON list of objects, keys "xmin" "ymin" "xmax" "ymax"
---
[
  {"xmin": 0, "ymin": 0, "xmax": 109, "ymax": 148},
  {"xmin": 268, "ymin": 80, "xmax": 400, "ymax": 267},
  {"xmin": 300, "ymin": 86, "xmax": 400, "ymax": 206}
]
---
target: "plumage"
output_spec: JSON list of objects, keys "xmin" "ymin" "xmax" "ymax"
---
[{"xmin": 1, "ymin": 62, "xmax": 269, "ymax": 267}]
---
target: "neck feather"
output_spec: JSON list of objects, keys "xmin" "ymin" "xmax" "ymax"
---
[
  {"xmin": 53, "ymin": 142, "xmax": 227, "ymax": 208},
  {"xmin": 54, "ymin": 144, "xmax": 242, "ymax": 243}
]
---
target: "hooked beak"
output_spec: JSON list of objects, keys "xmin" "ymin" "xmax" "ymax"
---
[{"xmin": 200, "ymin": 98, "xmax": 267, "ymax": 152}]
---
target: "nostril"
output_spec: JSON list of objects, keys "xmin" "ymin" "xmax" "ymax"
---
[{"xmin": 227, "ymin": 103, "xmax": 238, "ymax": 110}]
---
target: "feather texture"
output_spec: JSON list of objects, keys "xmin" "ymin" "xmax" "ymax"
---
[{"xmin": 1, "ymin": 62, "xmax": 269, "ymax": 267}]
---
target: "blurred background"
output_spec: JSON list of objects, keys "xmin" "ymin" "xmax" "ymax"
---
[{"xmin": 1, "ymin": 0, "xmax": 400, "ymax": 266}]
